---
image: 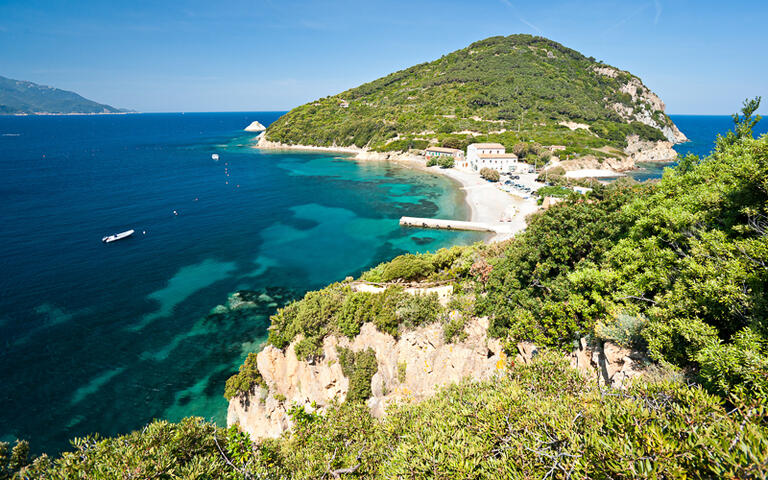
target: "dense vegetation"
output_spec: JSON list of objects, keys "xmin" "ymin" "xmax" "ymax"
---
[
  {"xmin": 264, "ymin": 35, "xmax": 676, "ymax": 156},
  {"xmin": 0, "ymin": 75, "xmax": 121, "ymax": 114}
]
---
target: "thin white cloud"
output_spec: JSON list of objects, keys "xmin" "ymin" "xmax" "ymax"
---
[
  {"xmin": 654, "ymin": 0, "xmax": 663, "ymax": 25},
  {"xmin": 499, "ymin": 0, "xmax": 543, "ymax": 35},
  {"xmin": 603, "ymin": 3, "xmax": 651, "ymax": 35}
]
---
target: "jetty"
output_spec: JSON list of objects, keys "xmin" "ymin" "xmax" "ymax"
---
[{"xmin": 399, "ymin": 216, "xmax": 516, "ymax": 235}]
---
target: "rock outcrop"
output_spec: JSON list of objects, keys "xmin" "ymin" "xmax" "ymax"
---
[
  {"xmin": 228, "ymin": 312, "xmax": 647, "ymax": 442},
  {"xmin": 569, "ymin": 337, "xmax": 644, "ymax": 388},
  {"xmin": 625, "ymin": 135, "xmax": 678, "ymax": 163},
  {"xmin": 244, "ymin": 121, "xmax": 266, "ymax": 132},
  {"xmin": 545, "ymin": 155, "xmax": 637, "ymax": 173},
  {"xmin": 227, "ymin": 317, "xmax": 506, "ymax": 440},
  {"xmin": 593, "ymin": 66, "xmax": 687, "ymax": 144}
]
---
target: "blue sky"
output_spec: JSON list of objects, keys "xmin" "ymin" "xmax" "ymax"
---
[{"xmin": 0, "ymin": 0, "xmax": 765, "ymax": 114}]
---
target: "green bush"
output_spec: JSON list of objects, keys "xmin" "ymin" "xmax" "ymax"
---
[
  {"xmin": 397, "ymin": 361, "xmax": 407, "ymax": 383},
  {"xmin": 395, "ymin": 292, "xmax": 442, "ymax": 329},
  {"xmin": 595, "ymin": 312, "xmax": 648, "ymax": 348},
  {"xmin": 337, "ymin": 347, "xmax": 379, "ymax": 403},
  {"xmin": 536, "ymin": 185, "xmax": 572, "ymax": 198},
  {"xmin": 438, "ymin": 156, "xmax": 455, "ymax": 168},
  {"xmin": 696, "ymin": 328, "xmax": 768, "ymax": 398},
  {"xmin": 224, "ymin": 353, "xmax": 266, "ymax": 400},
  {"xmin": 39, "ymin": 418, "xmax": 232, "ymax": 478},
  {"xmin": 426, "ymin": 157, "xmax": 438, "ymax": 167},
  {"xmin": 381, "ymin": 254, "xmax": 435, "ymax": 282},
  {"xmin": 479, "ymin": 168, "xmax": 500, "ymax": 182}
]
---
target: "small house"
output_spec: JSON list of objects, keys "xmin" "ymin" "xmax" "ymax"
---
[{"xmin": 424, "ymin": 147, "xmax": 465, "ymax": 165}]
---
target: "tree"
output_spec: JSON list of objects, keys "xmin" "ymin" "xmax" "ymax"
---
[
  {"xmin": 441, "ymin": 138, "xmax": 467, "ymax": 150},
  {"xmin": 717, "ymin": 96, "xmax": 762, "ymax": 149},
  {"xmin": 479, "ymin": 168, "xmax": 500, "ymax": 182},
  {"xmin": 438, "ymin": 156, "xmax": 455, "ymax": 168}
]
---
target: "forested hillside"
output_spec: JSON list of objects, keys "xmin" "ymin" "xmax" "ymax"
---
[
  {"xmin": 0, "ymin": 75, "xmax": 120, "ymax": 114},
  {"xmin": 264, "ymin": 35, "xmax": 683, "ymax": 158}
]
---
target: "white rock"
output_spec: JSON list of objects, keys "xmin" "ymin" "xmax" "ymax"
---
[{"xmin": 244, "ymin": 121, "xmax": 266, "ymax": 132}]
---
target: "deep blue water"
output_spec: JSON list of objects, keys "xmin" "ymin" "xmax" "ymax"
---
[
  {"xmin": 628, "ymin": 114, "xmax": 768, "ymax": 181},
  {"xmin": 0, "ymin": 112, "xmax": 483, "ymax": 454}
]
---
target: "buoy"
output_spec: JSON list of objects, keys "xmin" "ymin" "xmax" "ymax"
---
[
  {"xmin": 143, "ymin": 230, "xmax": 146, "ymax": 235},
  {"xmin": 173, "ymin": 210, "xmax": 178, "ymax": 216}
]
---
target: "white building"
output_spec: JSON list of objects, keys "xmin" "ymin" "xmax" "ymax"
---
[{"xmin": 466, "ymin": 143, "xmax": 519, "ymax": 173}]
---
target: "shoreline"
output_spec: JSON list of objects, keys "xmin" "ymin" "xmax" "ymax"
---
[{"xmin": 254, "ymin": 138, "xmax": 536, "ymax": 242}]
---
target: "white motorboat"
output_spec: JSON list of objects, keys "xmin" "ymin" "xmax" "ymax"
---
[
  {"xmin": 212, "ymin": 153, "xmax": 220, "ymax": 160},
  {"xmin": 102, "ymin": 229, "xmax": 135, "ymax": 243}
]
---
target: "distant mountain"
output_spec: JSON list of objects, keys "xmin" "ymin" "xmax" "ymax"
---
[{"xmin": 0, "ymin": 75, "xmax": 123, "ymax": 114}]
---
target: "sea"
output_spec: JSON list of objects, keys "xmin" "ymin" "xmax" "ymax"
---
[
  {"xmin": 0, "ymin": 112, "xmax": 483, "ymax": 454},
  {"xmin": 0, "ymin": 112, "xmax": 764, "ymax": 455},
  {"xmin": 629, "ymin": 114, "xmax": 768, "ymax": 181}
]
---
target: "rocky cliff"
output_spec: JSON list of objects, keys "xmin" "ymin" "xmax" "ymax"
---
[{"xmin": 227, "ymin": 316, "xmax": 644, "ymax": 440}]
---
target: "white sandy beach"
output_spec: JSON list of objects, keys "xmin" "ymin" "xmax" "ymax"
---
[{"xmin": 435, "ymin": 167, "xmax": 538, "ymax": 242}]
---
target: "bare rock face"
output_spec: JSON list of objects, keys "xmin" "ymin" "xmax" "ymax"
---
[
  {"xmin": 569, "ymin": 338, "xmax": 644, "ymax": 388},
  {"xmin": 227, "ymin": 317, "xmax": 506, "ymax": 440},
  {"xmin": 593, "ymin": 65, "xmax": 687, "ymax": 145},
  {"xmin": 625, "ymin": 135, "xmax": 679, "ymax": 163},
  {"xmin": 244, "ymin": 121, "xmax": 266, "ymax": 132},
  {"xmin": 554, "ymin": 155, "xmax": 637, "ymax": 172}
]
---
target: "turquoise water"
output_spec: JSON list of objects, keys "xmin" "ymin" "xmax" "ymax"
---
[
  {"xmin": 0, "ymin": 112, "xmax": 484, "ymax": 453},
  {"xmin": 628, "ymin": 114, "xmax": 768, "ymax": 181}
]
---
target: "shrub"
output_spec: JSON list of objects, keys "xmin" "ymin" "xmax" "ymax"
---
[
  {"xmin": 595, "ymin": 312, "xmax": 647, "ymax": 348},
  {"xmin": 536, "ymin": 185, "xmax": 572, "ymax": 198},
  {"xmin": 224, "ymin": 353, "xmax": 266, "ymax": 400},
  {"xmin": 479, "ymin": 168, "xmax": 500, "ymax": 182},
  {"xmin": 438, "ymin": 156, "xmax": 455, "ymax": 168},
  {"xmin": 337, "ymin": 347, "xmax": 379, "ymax": 403},
  {"xmin": 397, "ymin": 361, "xmax": 407, "ymax": 383},
  {"xmin": 294, "ymin": 336, "xmax": 324, "ymax": 361},
  {"xmin": 441, "ymin": 137, "xmax": 468, "ymax": 150},
  {"xmin": 381, "ymin": 254, "xmax": 435, "ymax": 282},
  {"xmin": 395, "ymin": 292, "xmax": 442, "ymax": 329},
  {"xmin": 695, "ymin": 328, "xmax": 768, "ymax": 398},
  {"xmin": 442, "ymin": 312, "xmax": 468, "ymax": 343},
  {"xmin": 426, "ymin": 157, "xmax": 438, "ymax": 167}
]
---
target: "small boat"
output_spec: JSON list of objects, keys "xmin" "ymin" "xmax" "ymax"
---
[
  {"xmin": 212, "ymin": 154, "xmax": 220, "ymax": 161},
  {"xmin": 102, "ymin": 229, "xmax": 135, "ymax": 243}
]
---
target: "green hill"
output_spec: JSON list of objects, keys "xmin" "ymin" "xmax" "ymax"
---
[
  {"xmin": 0, "ymin": 75, "xmax": 121, "ymax": 114},
  {"xmin": 264, "ymin": 35, "xmax": 685, "ymax": 156}
]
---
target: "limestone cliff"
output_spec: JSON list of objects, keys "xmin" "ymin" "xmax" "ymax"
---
[
  {"xmin": 227, "ymin": 317, "xmax": 506, "ymax": 439},
  {"xmin": 593, "ymin": 66, "xmax": 687, "ymax": 144},
  {"xmin": 625, "ymin": 134, "xmax": 679, "ymax": 163},
  {"xmin": 227, "ymin": 317, "xmax": 645, "ymax": 440}
]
